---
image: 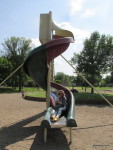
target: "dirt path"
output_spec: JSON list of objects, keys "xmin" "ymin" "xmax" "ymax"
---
[{"xmin": 0, "ymin": 93, "xmax": 113, "ymax": 150}]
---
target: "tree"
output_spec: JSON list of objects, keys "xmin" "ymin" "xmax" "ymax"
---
[
  {"xmin": 55, "ymin": 72, "xmax": 71, "ymax": 86},
  {"xmin": 0, "ymin": 57, "xmax": 12, "ymax": 85},
  {"xmin": 106, "ymin": 36, "xmax": 113, "ymax": 81},
  {"xmin": 110, "ymin": 72, "xmax": 113, "ymax": 83},
  {"xmin": 2, "ymin": 37, "xmax": 32, "ymax": 91},
  {"xmin": 71, "ymin": 31, "xmax": 112, "ymax": 93},
  {"xmin": 100, "ymin": 75, "xmax": 111, "ymax": 87}
]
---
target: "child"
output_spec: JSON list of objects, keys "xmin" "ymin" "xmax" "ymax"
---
[{"xmin": 51, "ymin": 90, "xmax": 67, "ymax": 122}]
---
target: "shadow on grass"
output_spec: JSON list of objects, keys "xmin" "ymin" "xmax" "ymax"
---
[
  {"xmin": 75, "ymin": 92, "xmax": 113, "ymax": 105},
  {"xmin": 0, "ymin": 87, "xmax": 19, "ymax": 94},
  {"xmin": 24, "ymin": 92, "xmax": 113, "ymax": 106},
  {"xmin": 24, "ymin": 95, "xmax": 46, "ymax": 102}
]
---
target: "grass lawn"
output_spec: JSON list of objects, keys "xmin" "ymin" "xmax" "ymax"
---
[
  {"xmin": 74, "ymin": 92, "xmax": 113, "ymax": 105},
  {"xmin": 0, "ymin": 87, "xmax": 44, "ymax": 93},
  {"xmin": 22, "ymin": 87, "xmax": 44, "ymax": 92},
  {"xmin": 1, "ymin": 86, "xmax": 113, "ymax": 105},
  {"xmin": 25, "ymin": 86, "xmax": 113, "ymax": 105},
  {"xmin": 26, "ymin": 91, "xmax": 46, "ymax": 98},
  {"xmin": 0, "ymin": 87, "xmax": 18, "ymax": 93},
  {"xmin": 73, "ymin": 86, "xmax": 113, "ymax": 93}
]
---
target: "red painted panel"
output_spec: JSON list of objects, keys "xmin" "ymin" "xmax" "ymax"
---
[
  {"xmin": 46, "ymin": 37, "xmax": 74, "ymax": 63},
  {"xmin": 46, "ymin": 43, "xmax": 69, "ymax": 63}
]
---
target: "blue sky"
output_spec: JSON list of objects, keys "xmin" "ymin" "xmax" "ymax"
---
[{"xmin": 0, "ymin": 0, "xmax": 113, "ymax": 75}]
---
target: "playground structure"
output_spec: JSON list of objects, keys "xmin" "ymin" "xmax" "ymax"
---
[
  {"xmin": 23, "ymin": 11, "xmax": 77, "ymax": 143},
  {"xmin": 0, "ymin": 11, "xmax": 113, "ymax": 144}
]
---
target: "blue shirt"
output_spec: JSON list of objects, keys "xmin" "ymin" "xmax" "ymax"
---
[{"xmin": 56, "ymin": 96, "xmax": 67, "ymax": 108}]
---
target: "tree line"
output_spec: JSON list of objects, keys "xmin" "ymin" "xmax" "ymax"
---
[
  {"xmin": 0, "ymin": 37, "xmax": 32, "ymax": 91},
  {"xmin": 70, "ymin": 31, "xmax": 113, "ymax": 93},
  {"xmin": 0, "ymin": 31, "xmax": 113, "ymax": 92}
]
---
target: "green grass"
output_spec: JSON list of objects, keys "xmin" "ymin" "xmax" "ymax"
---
[
  {"xmin": 22, "ymin": 87, "xmax": 44, "ymax": 92},
  {"xmin": 74, "ymin": 92, "xmax": 113, "ymax": 105},
  {"xmin": 1, "ymin": 86, "xmax": 113, "ymax": 105},
  {"xmin": 24, "ymin": 87, "xmax": 46, "ymax": 98},
  {"xmin": 26, "ymin": 91, "xmax": 46, "ymax": 98},
  {"xmin": 26, "ymin": 88, "xmax": 113, "ymax": 105},
  {"xmin": 69, "ymin": 87, "xmax": 113, "ymax": 94},
  {"xmin": 0, "ymin": 87, "xmax": 44, "ymax": 93},
  {"xmin": 1, "ymin": 86, "xmax": 113, "ymax": 94},
  {"xmin": 0, "ymin": 87, "xmax": 18, "ymax": 93},
  {"xmin": 26, "ymin": 91, "xmax": 113, "ymax": 105},
  {"xmin": 94, "ymin": 87, "xmax": 113, "ymax": 90},
  {"xmin": 74, "ymin": 86, "xmax": 113, "ymax": 93}
]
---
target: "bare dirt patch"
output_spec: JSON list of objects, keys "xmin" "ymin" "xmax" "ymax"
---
[{"xmin": 0, "ymin": 93, "xmax": 113, "ymax": 150}]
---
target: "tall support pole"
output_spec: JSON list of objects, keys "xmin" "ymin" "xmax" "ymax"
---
[
  {"xmin": 70, "ymin": 127, "xmax": 72, "ymax": 143},
  {"xmin": 44, "ymin": 128, "xmax": 47, "ymax": 143},
  {"xmin": 46, "ymin": 11, "xmax": 52, "ymax": 108},
  {"xmin": 43, "ymin": 11, "xmax": 52, "ymax": 143},
  {"xmin": 46, "ymin": 64, "xmax": 51, "ymax": 108},
  {"xmin": 51, "ymin": 60, "xmax": 54, "ymax": 82}
]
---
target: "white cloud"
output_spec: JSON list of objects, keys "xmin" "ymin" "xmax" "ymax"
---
[
  {"xmin": 70, "ymin": 0, "xmax": 86, "ymax": 16},
  {"xmin": 31, "ymin": 38, "xmax": 41, "ymax": 48},
  {"xmin": 82, "ymin": 9, "xmax": 96, "ymax": 17},
  {"xmin": 54, "ymin": 56, "xmax": 74, "ymax": 75},
  {"xmin": 53, "ymin": 22, "xmax": 90, "ymax": 75},
  {"xmin": 31, "ymin": 22, "xmax": 90, "ymax": 54},
  {"xmin": 57, "ymin": 22, "xmax": 90, "ymax": 53},
  {"xmin": 96, "ymin": 0, "xmax": 110, "ymax": 19}
]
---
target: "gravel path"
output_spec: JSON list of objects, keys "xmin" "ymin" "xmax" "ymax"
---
[{"xmin": 0, "ymin": 93, "xmax": 113, "ymax": 150}]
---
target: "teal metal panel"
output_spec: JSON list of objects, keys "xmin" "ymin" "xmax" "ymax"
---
[{"xmin": 23, "ymin": 44, "xmax": 48, "ymax": 90}]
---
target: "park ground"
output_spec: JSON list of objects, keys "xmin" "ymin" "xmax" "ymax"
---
[{"xmin": 0, "ymin": 93, "xmax": 113, "ymax": 150}]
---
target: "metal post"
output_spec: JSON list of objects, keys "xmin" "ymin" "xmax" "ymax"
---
[
  {"xmin": 46, "ymin": 11, "xmax": 52, "ymax": 108},
  {"xmin": 70, "ymin": 127, "xmax": 72, "ymax": 143},
  {"xmin": 44, "ymin": 128, "xmax": 47, "ymax": 143},
  {"xmin": 40, "ymin": 11, "xmax": 53, "ymax": 143},
  {"xmin": 0, "ymin": 63, "xmax": 23, "ymax": 86},
  {"xmin": 61, "ymin": 54, "xmax": 113, "ymax": 107},
  {"xmin": 46, "ymin": 65, "xmax": 51, "ymax": 108},
  {"xmin": 51, "ymin": 60, "xmax": 54, "ymax": 81}
]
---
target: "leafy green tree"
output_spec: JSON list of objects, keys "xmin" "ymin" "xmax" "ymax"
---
[
  {"xmin": 71, "ymin": 31, "xmax": 112, "ymax": 93},
  {"xmin": 69, "ymin": 75, "xmax": 76, "ymax": 84},
  {"xmin": 110, "ymin": 72, "xmax": 113, "ymax": 83},
  {"xmin": 2, "ymin": 36, "xmax": 32, "ymax": 91},
  {"xmin": 99, "ymin": 79, "xmax": 106, "ymax": 87},
  {"xmin": 55, "ymin": 72, "xmax": 71, "ymax": 86},
  {"xmin": 0, "ymin": 57, "xmax": 12, "ymax": 85},
  {"xmin": 103, "ymin": 75, "xmax": 111, "ymax": 86},
  {"xmin": 106, "ymin": 36, "xmax": 113, "ymax": 81}
]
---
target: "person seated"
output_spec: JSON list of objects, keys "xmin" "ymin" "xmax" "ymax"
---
[{"xmin": 50, "ymin": 90, "xmax": 67, "ymax": 122}]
